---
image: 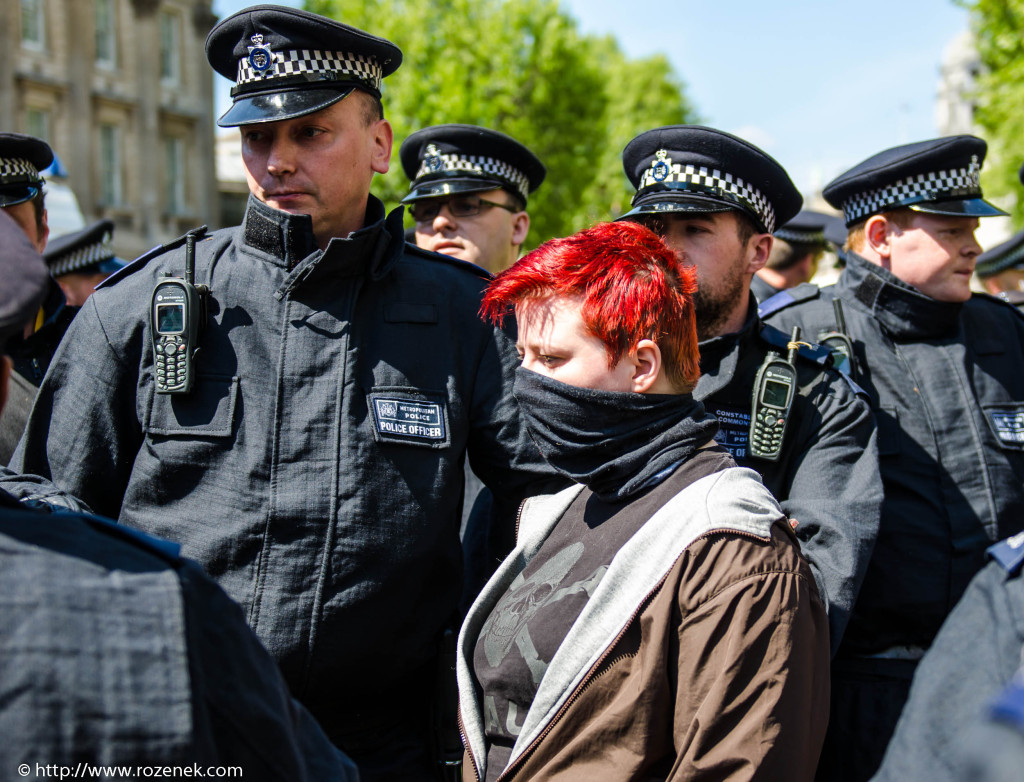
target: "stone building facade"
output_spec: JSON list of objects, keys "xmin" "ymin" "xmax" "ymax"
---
[{"xmin": 0, "ymin": 0, "xmax": 219, "ymax": 259}]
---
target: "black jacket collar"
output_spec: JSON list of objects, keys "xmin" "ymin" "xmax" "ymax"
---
[
  {"xmin": 239, "ymin": 195, "xmax": 406, "ymax": 297},
  {"xmin": 838, "ymin": 251, "xmax": 962, "ymax": 340}
]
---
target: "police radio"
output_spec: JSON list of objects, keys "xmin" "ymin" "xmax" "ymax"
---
[
  {"xmin": 818, "ymin": 299, "xmax": 856, "ymax": 377},
  {"xmin": 749, "ymin": 326, "xmax": 801, "ymax": 462},
  {"xmin": 151, "ymin": 229, "xmax": 209, "ymax": 394}
]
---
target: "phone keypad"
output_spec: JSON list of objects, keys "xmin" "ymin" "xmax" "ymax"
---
[
  {"xmin": 752, "ymin": 410, "xmax": 785, "ymax": 456},
  {"xmin": 155, "ymin": 336, "xmax": 188, "ymax": 390}
]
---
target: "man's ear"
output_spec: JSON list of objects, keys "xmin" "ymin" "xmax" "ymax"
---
[
  {"xmin": 511, "ymin": 211, "xmax": 530, "ymax": 247},
  {"xmin": 370, "ymin": 119, "xmax": 393, "ymax": 175},
  {"xmin": 865, "ymin": 215, "xmax": 893, "ymax": 263},
  {"xmin": 37, "ymin": 207, "xmax": 49, "ymax": 253},
  {"xmin": 746, "ymin": 233, "xmax": 773, "ymax": 275},
  {"xmin": 630, "ymin": 339, "xmax": 663, "ymax": 394}
]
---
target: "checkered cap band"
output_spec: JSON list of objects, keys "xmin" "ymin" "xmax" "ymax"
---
[
  {"xmin": 0, "ymin": 157, "xmax": 41, "ymax": 185},
  {"xmin": 774, "ymin": 227, "xmax": 826, "ymax": 244},
  {"xmin": 978, "ymin": 239, "xmax": 1024, "ymax": 276},
  {"xmin": 841, "ymin": 158, "xmax": 982, "ymax": 224},
  {"xmin": 237, "ymin": 49, "xmax": 383, "ymax": 92},
  {"xmin": 637, "ymin": 161, "xmax": 776, "ymax": 232},
  {"xmin": 415, "ymin": 153, "xmax": 531, "ymax": 202},
  {"xmin": 49, "ymin": 235, "xmax": 115, "ymax": 277}
]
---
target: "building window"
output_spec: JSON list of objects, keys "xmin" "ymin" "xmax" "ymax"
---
[
  {"xmin": 95, "ymin": 0, "xmax": 117, "ymax": 68},
  {"xmin": 99, "ymin": 124, "xmax": 122, "ymax": 206},
  {"xmin": 159, "ymin": 11, "xmax": 181, "ymax": 84},
  {"xmin": 21, "ymin": 0, "xmax": 46, "ymax": 50},
  {"xmin": 164, "ymin": 137, "xmax": 186, "ymax": 215},
  {"xmin": 25, "ymin": 109, "xmax": 50, "ymax": 144}
]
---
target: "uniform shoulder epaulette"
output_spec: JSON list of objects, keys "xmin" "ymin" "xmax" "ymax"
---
[
  {"xmin": 989, "ymin": 532, "xmax": 1024, "ymax": 575},
  {"xmin": 971, "ymin": 291, "xmax": 1024, "ymax": 321},
  {"xmin": 759, "ymin": 322, "xmax": 833, "ymax": 365},
  {"xmin": 96, "ymin": 225, "xmax": 209, "ymax": 290},
  {"xmin": 403, "ymin": 241, "xmax": 493, "ymax": 281},
  {"xmin": 757, "ymin": 282, "xmax": 821, "ymax": 319}
]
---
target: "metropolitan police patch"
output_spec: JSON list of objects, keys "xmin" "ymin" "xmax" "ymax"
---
[{"xmin": 369, "ymin": 390, "xmax": 449, "ymax": 448}]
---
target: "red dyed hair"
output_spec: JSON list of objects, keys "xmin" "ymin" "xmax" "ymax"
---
[{"xmin": 481, "ymin": 221, "xmax": 700, "ymax": 391}]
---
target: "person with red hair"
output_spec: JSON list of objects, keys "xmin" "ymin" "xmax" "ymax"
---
[{"xmin": 456, "ymin": 221, "xmax": 830, "ymax": 781}]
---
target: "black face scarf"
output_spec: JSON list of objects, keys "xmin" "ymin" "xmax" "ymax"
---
[{"xmin": 513, "ymin": 367, "xmax": 720, "ymax": 502}]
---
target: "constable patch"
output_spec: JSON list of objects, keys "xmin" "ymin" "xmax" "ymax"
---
[
  {"xmin": 983, "ymin": 404, "xmax": 1024, "ymax": 450},
  {"xmin": 708, "ymin": 404, "xmax": 751, "ymax": 461},
  {"xmin": 369, "ymin": 389, "xmax": 449, "ymax": 448}
]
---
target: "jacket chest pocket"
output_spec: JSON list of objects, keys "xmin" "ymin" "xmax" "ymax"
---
[{"xmin": 144, "ymin": 375, "xmax": 240, "ymax": 438}]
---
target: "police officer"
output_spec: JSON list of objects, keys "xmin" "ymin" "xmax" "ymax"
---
[
  {"xmin": 400, "ymin": 125, "xmax": 546, "ymax": 545},
  {"xmin": 44, "ymin": 218, "xmax": 127, "ymax": 308},
  {"xmin": 0, "ymin": 210, "xmax": 356, "ymax": 779},
  {"xmin": 975, "ymin": 229, "xmax": 1024, "ymax": 312},
  {"xmin": 760, "ymin": 135, "xmax": 1024, "ymax": 781},
  {"xmin": 6, "ymin": 219, "xmax": 128, "ymax": 395},
  {"xmin": 0, "ymin": 133, "xmax": 63, "ymax": 462},
  {"xmin": 0, "ymin": 132, "xmax": 50, "ymax": 255},
  {"xmin": 752, "ymin": 209, "xmax": 833, "ymax": 302},
  {"xmin": 872, "ymin": 533, "xmax": 1024, "ymax": 782},
  {"xmin": 618, "ymin": 126, "xmax": 882, "ymax": 657},
  {"xmin": 400, "ymin": 124, "xmax": 544, "ymax": 274},
  {"xmin": 2, "ymin": 6, "xmax": 554, "ymax": 780}
]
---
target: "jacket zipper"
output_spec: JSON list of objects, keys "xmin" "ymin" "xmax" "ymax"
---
[
  {"xmin": 513, "ymin": 498, "xmax": 527, "ymax": 544},
  {"xmin": 459, "ymin": 706, "xmax": 481, "ymax": 782},
  {"xmin": 493, "ymin": 524, "xmax": 778, "ymax": 780}
]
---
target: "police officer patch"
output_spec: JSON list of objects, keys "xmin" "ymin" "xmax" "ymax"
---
[
  {"xmin": 984, "ymin": 404, "xmax": 1024, "ymax": 450},
  {"xmin": 707, "ymin": 404, "xmax": 751, "ymax": 461},
  {"xmin": 369, "ymin": 390, "xmax": 449, "ymax": 448}
]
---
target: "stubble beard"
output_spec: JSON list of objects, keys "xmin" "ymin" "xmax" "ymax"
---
[{"xmin": 694, "ymin": 256, "xmax": 748, "ymax": 341}]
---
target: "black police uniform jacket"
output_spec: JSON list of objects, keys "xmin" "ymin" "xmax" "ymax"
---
[
  {"xmin": 760, "ymin": 251, "xmax": 1024, "ymax": 656},
  {"xmin": 4, "ymin": 194, "xmax": 556, "ymax": 741},
  {"xmin": 694, "ymin": 297, "xmax": 882, "ymax": 655}
]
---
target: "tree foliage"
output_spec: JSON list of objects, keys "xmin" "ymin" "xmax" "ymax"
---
[
  {"xmin": 305, "ymin": 0, "xmax": 696, "ymax": 248},
  {"xmin": 961, "ymin": 0, "xmax": 1024, "ymax": 225}
]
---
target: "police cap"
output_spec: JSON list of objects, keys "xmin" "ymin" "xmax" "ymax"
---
[
  {"xmin": 0, "ymin": 133, "xmax": 53, "ymax": 208},
  {"xmin": 619, "ymin": 125, "xmax": 802, "ymax": 234},
  {"xmin": 824, "ymin": 135, "xmax": 1006, "ymax": 227},
  {"xmin": 976, "ymin": 229, "xmax": 1024, "ymax": 278},
  {"xmin": 774, "ymin": 210, "xmax": 833, "ymax": 246},
  {"xmin": 400, "ymin": 125, "xmax": 545, "ymax": 206},
  {"xmin": 206, "ymin": 4, "xmax": 402, "ymax": 128},
  {"xmin": 44, "ymin": 219, "xmax": 127, "ymax": 278}
]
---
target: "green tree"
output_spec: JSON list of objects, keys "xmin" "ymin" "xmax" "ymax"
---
[
  {"xmin": 960, "ymin": 0, "xmax": 1024, "ymax": 225},
  {"xmin": 306, "ymin": 0, "xmax": 695, "ymax": 248}
]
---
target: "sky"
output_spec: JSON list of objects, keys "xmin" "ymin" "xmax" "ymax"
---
[{"xmin": 210, "ymin": 0, "xmax": 972, "ymax": 197}]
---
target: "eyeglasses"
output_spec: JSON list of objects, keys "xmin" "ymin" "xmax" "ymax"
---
[{"xmin": 408, "ymin": 194, "xmax": 518, "ymax": 223}]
